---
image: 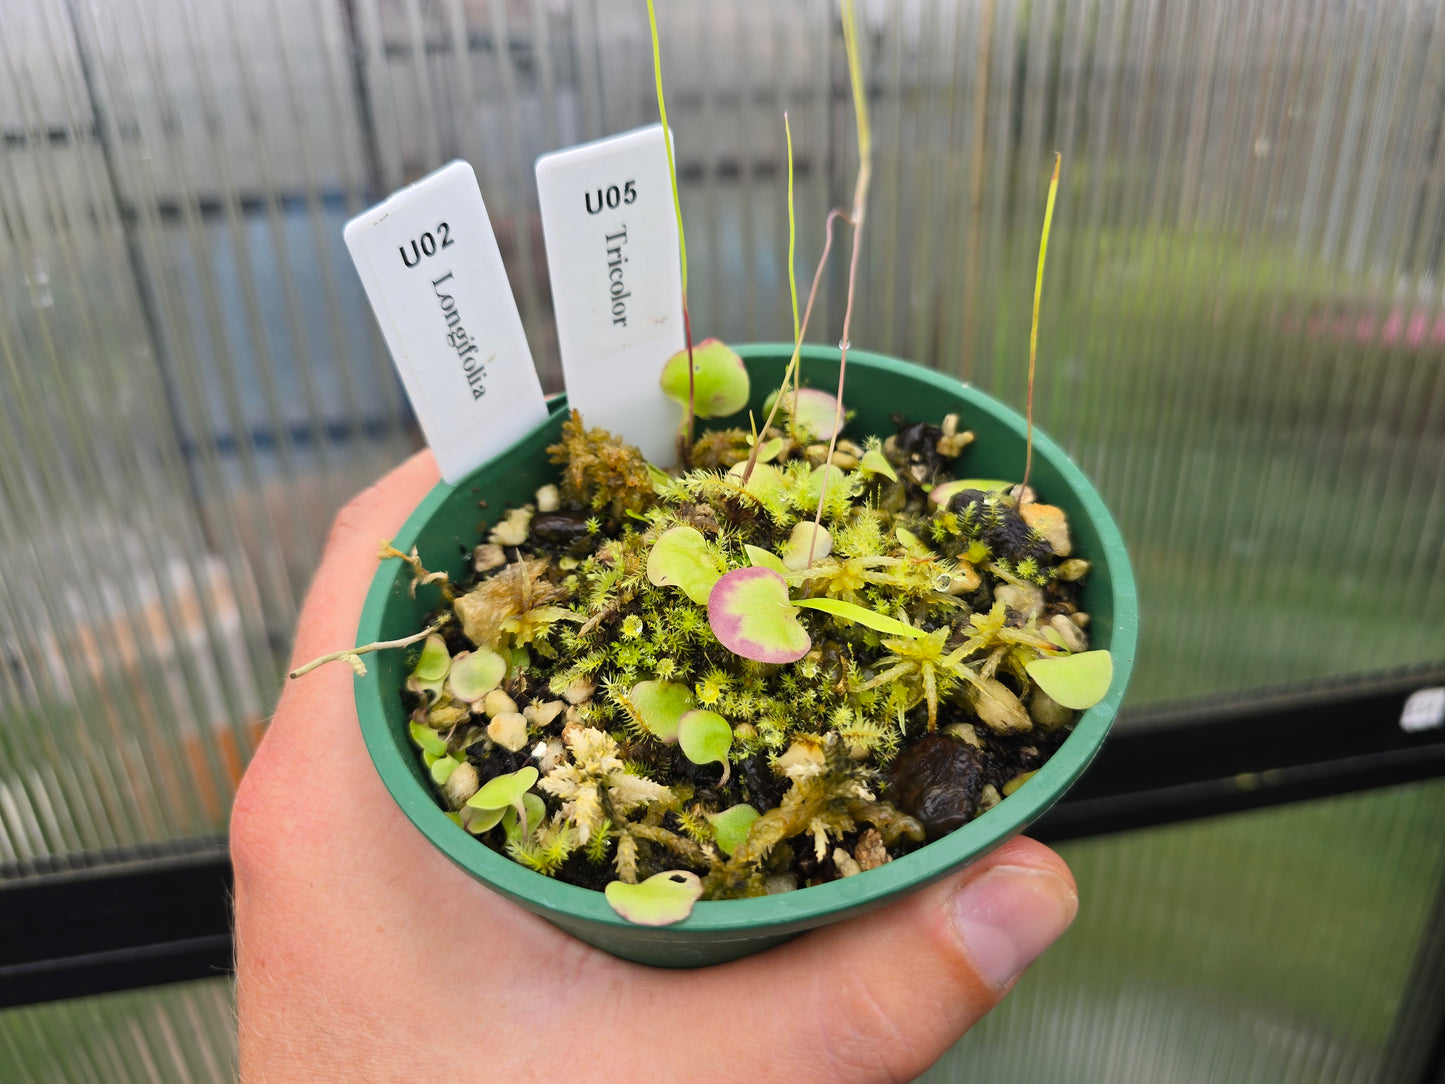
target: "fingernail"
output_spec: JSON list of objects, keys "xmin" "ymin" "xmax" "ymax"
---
[{"xmin": 950, "ymin": 865, "xmax": 1078, "ymax": 990}]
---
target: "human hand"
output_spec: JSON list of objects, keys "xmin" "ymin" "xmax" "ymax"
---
[{"xmin": 231, "ymin": 450, "xmax": 1079, "ymax": 1083}]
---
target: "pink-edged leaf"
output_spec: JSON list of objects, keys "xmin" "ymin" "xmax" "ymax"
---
[{"xmin": 707, "ymin": 567, "xmax": 811, "ymax": 663}]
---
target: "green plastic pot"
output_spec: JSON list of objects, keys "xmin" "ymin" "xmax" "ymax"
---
[{"xmin": 355, "ymin": 344, "xmax": 1138, "ymax": 968}]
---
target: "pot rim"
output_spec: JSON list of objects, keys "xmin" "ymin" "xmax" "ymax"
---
[{"xmin": 356, "ymin": 344, "xmax": 1138, "ymax": 939}]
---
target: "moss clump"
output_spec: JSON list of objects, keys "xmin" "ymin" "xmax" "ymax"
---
[
  {"xmin": 395, "ymin": 390, "xmax": 1104, "ymax": 907},
  {"xmin": 547, "ymin": 409, "xmax": 656, "ymax": 523}
]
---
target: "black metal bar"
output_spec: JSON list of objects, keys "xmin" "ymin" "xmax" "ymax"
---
[
  {"xmin": 2, "ymin": 667, "xmax": 1442, "ymax": 1006},
  {"xmin": 0, "ymin": 838, "xmax": 232, "ymax": 1009},
  {"xmin": 1033, "ymin": 665, "xmax": 1445, "ymax": 842}
]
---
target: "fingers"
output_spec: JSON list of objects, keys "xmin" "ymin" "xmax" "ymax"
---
[
  {"xmin": 287, "ymin": 449, "xmax": 442, "ymax": 672},
  {"xmin": 658, "ymin": 837, "xmax": 1076, "ymax": 1084}
]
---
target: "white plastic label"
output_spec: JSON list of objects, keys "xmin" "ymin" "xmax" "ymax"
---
[
  {"xmin": 536, "ymin": 124, "xmax": 683, "ymax": 465},
  {"xmin": 343, "ymin": 160, "xmax": 548, "ymax": 485},
  {"xmin": 1400, "ymin": 687, "xmax": 1445, "ymax": 733}
]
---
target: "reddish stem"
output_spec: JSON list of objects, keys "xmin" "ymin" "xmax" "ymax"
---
[{"xmin": 739, "ymin": 207, "xmax": 849, "ymax": 486}]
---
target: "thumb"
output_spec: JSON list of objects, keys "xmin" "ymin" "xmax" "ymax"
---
[{"xmin": 678, "ymin": 837, "xmax": 1076, "ymax": 1083}]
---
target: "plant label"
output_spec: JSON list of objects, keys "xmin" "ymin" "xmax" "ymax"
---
[
  {"xmin": 536, "ymin": 124, "xmax": 683, "ymax": 465},
  {"xmin": 343, "ymin": 160, "xmax": 548, "ymax": 485},
  {"xmin": 1400, "ymin": 687, "xmax": 1445, "ymax": 733}
]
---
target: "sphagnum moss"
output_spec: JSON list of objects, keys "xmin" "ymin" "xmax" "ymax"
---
[{"xmin": 381, "ymin": 387, "xmax": 1109, "ymax": 914}]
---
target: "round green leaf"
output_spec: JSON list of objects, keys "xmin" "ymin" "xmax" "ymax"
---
[
  {"xmin": 503, "ymin": 792, "xmax": 548, "ymax": 843},
  {"xmin": 430, "ymin": 753, "xmax": 463, "ymax": 786},
  {"xmin": 408, "ymin": 721, "xmax": 449, "ymax": 757},
  {"xmin": 461, "ymin": 804, "xmax": 506, "ymax": 834},
  {"xmin": 677, "ymin": 710, "xmax": 733, "ymax": 785},
  {"xmin": 659, "ymin": 338, "xmax": 750, "ymax": 419},
  {"xmin": 413, "ymin": 634, "xmax": 451, "ymax": 682},
  {"xmin": 467, "ymin": 765, "xmax": 539, "ymax": 811},
  {"xmin": 630, "ymin": 680, "xmax": 698, "ymax": 741},
  {"xmin": 604, "ymin": 870, "xmax": 704, "ymax": 926},
  {"xmin": 743, "ymin": 544, "xmax": 788, "ymax": 575},
  {"xmin": 707, "ymin": 804, "xmax": 760, "ymax": 856},
  {"xmin": 781, "ymin": 522, "xmax": 832, "ymax": 570},
  {"xmin": 448, "ymin": 648, "xmax": 507, "ymax": 701},
  {"xmin": 858, "ymin": 447, "xmax": 898, "ymax": 482},
  {"xmin": 646, "ymin": 526, "xmax": 723, "ymax": 605},
  {"xmin": 802, "ymin": 464, "xmax": 846, "ymax": 510},
  {"xmin": 1025, "ymin": 650, "xmax": 1114, "ymax": 710},
  {"xmin": 753, "ymin": 436, "xmax": 784, "ymax": 463},
  {"xmin": 707, "ymin": 567, "xmax": 812, "ymax": 664},
  {"xmin": 779, "ymin": 387, "xmax": 842, "ymax": 440},
  {"xmin": 728, "ymin": 461, "xmax": 787, "ymax": 502}
]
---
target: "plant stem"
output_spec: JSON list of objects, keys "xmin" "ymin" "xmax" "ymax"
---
[
  {"xmin": 808, "ymin": 0, "xmax": 871, "ymax": 566},
  {"xmin": 740, "ymin": 209, "xmax": 847, "ymax": 485},
  {"xmin": 785, "ymin": 111, "xmax": 799, "ymax": 345},
  {"xmin": 646, "ymin": 0, "xmax": 695, "ymax": 465},
  {"xmin": 288, "ymin": 621, "xmax": 443, "ymax": 679},
  {"xmin": 739, "ymin": 111, "xmax": 848, "ymax": 486},
  {"xmin": 1020, "ymin": 151, "xmax": 1062, "ymax": 498}
]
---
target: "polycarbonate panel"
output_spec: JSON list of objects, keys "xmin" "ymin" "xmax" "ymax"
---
[
  {"xmin": 0, "ymin": 979, "xmax": 236, "ymax": 1083},
  {"xmin": 924, "ymin": 780, "xmax": 1445, "ymax": 1084}
]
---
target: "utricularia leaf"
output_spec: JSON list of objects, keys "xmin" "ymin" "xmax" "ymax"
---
[
  {"xmin": 743, "ymin": 544, "xmax": 788, "ymax": 575},
  {"xmin": 629, "ymin": 679, "xmax": 698, "ymax": 741},
  {"xmin": 780, "ymin": 522, "xmax": 832, "ymax": 570},
  {"xmin": 707, "ymin": 803, "xmax": 760, "ymax": 855},
  {"xmin": 793, "ymin": 596, "xmax": 927, "ymax": 640},
  {"xmin": 646, "ymin": 525, "xmax": 724, "ymax": 605},
  {"xmin": 503, "ymin": 792, "xmax": 548, "ymax": 844},
  {"xmin": 778, "ymin": 387, "xmax": 842, "ymax": 440},
  {"xmin": 466, "ymin": 765, "xmax": 540, "ymax": 836},
  {"xmin": 448, "ymin": 648, "xmax": 506, "ymax": 701},
  {"xmin": 659, "ymin": 338, "xmax": 750, "ymax": 420},
  {"xmin": 677, "ymin": 709, "xmax": 733, "ymax": 785},
  {"xmin": 413, "ymin": 634, "xmax": 451, "ymax": 682},
  {"xmin": 707, "ymin": 567, "xmax": 811, "ymax": 663},
  {"xmin": 1026, "ymin": 650, "xmax": 1113, "ymax": 710},
  {"xmin": 858, "ymin": 447, "xmax": 898, "ymax": 482},
  {"xmin": 605, "ymin": 870, "xmax": 704, "ymax": 926},
  {"xmin": 409, "ymin": 720, "xmax": 449, "ymax": 757}
]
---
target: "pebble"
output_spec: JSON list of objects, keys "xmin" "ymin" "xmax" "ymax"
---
[
  {"xmin": 473, "ymin": 543, "xmax": 507, "ymax": 573},
  {"xmin": 487, "ymin": 712, "xmax": 530, "ymax": 752},
  {"xmin": 1019, "ymin": 502, "xmax": 1072, "ymax": 557},
  {"xmin": 483, "ymin": 688, "xmax": 519, "ymax": 718},
  {"xmin": 489, "ymin": 506, "xmax": 533, "ymax": 547},
  {"xmin": 854, "ymin": 828, "xmax": 890, "ymax": 871},
  {"xmin": 889, "ymin": 733, "xmax": 984, "ymax": 838}
]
